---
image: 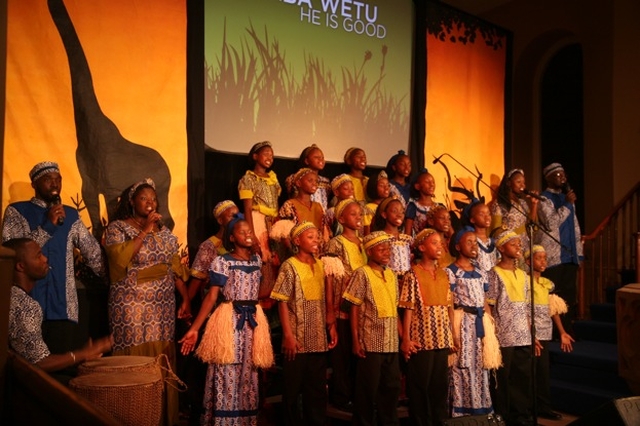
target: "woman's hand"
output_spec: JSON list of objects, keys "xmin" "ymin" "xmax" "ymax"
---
[
  {"xmin": 179, "ymin": 330, "xmax": 198, "ymax": 355},
  {"xmin": 143, "ymin": 210, "xmax": 163, "ymax": 232}
]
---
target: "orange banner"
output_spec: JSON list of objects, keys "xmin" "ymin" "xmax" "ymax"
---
[
  {"xmin": 3, "ymin": 0, "xmax": 187, "ymax": 245},
  {"xmin": 425, "ymin": 14, "xmax": 506, "ymax": 211}
]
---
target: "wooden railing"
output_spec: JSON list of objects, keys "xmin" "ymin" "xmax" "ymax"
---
[{"xmin": 579, "ymin": 181, "xmax": 640, "ymax": 318}]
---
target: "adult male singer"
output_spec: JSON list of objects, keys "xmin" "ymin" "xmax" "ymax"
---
[
  {"xmin": 535, "ymin": 162, "xmax": 583, "ymax": 335},
  {"xmin": 2, "ymin": 161, "xmax": 104, "ymax": 354}
]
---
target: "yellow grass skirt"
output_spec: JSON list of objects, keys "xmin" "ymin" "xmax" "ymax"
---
[{"xmin": 195, "ymin": 302, "xmax": 274, "ymax": 369}]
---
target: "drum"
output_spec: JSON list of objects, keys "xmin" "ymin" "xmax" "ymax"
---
[
  {"xmin": 78, "ymin": 355, "xmax": 160, "ymax": 378},
  {"xmin": 70, "ymin": 372, "xmax": 163, "ymax": 426}
]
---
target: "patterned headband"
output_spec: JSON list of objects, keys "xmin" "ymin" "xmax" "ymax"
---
[
  {"xmin": 213, "ymin": 200, "xmax": 237, "ymax": 220},
  {"xmin": 524, "ymin": 244, "xmax": 545, "ymax": 259},
  {"xmin": 413, "ymin": 228, "xmax": 438, "ymax": 249},
  {"xmin": 363, "ymin": 231, "xmax": 393, "ymax": 250},
  {"xmin": 378, "ymin": 196, "xmax": 401, "ymax": 214},
  {"xmin": 495, "ymin": 230, "xmax": 519, "ymax": 248},
  {"xmin": 128, "ymin": 178, "xmax": 156, "ymax": 201},
  {"xmin": 331, "ymin": 173, "xmax": 352, "ymax": 191},
  {"xmin": 343, "ymin": 147, "xmax": 361, "ymax": 163},
  {"xmin": 292, "ymin": 168, "xmax": 315, "ymax": 184},
  {"xmin": 290, "ymin": 221, "xmax": 317, "ymax": 240},
  {"xmin": 250, "ymin": 141, "xmax": 272, "ymax": 155},
  {"xmin": 507, "ymin": 168, "xmax": 524, "ymax": 179},
  {"xmin": 334, "ymin": 198, "xmax": 360, "ymax": 220}
]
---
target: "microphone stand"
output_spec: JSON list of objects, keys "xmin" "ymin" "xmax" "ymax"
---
[{"xmin": 527, "ymin": 219, "xmax": 537, "ymax": 426}]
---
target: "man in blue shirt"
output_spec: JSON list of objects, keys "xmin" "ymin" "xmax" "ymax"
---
[
  {"xmin": 2, "ymin": 161, "xmax": 104, "ymax": 354},
  {"xmin": 535, "ymin": 162, "xmax": 583, "ymax": 336}
]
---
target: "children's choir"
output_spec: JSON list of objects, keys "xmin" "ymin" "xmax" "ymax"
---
[{"xmin": 176, "ymin": 143, "xmax": 573, "ymax": 426}]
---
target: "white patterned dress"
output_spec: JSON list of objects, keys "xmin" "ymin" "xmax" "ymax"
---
[
  {"xmin": 446, "ymin": 264, "xmax": 493, "ymax": 417},
  {"xmin": 202, "ymin": 253, "xmax": 262, "ymax": 426}
]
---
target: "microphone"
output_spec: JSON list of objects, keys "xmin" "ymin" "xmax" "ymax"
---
[
  {"xmin": 432, "ymin": 154, "xmax": 445, "ymax": 164},
  {"xmin": 561, "ymin": 182, "xmax": 572, "ymax": 194},
  {"xmin": 51, "ymin": 195, "xmax": 64, "ymax": 225},
  {"xmin": 156, "ymin": 218, "xmax": 164, "ymax": 230},
  {"xmin": 522, "ymin": 188, "xmax": 547, "ymax": 201}
]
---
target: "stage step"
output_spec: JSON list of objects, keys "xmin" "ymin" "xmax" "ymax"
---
[
  {"xmin": 588, "ymin": 303, "xmax": 617, "ymax": 323},
  {"xmin": 572, "ymin": 320, "xmax": 617, "ymax": 344}
]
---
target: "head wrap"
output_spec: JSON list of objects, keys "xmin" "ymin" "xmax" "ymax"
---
[
  {"xmin": 524, "ymin": 244, "xmax": 545, "ymax": 260},
  {"xmin": 363, "ymin": 231, "xmax": 393, "ymax": 251},
  {"xmin": 507, "ymin": 168, "xmax": 524, "ymax": 179},
  {"xmin": 462, "ymin": 198, "xmax": 482, "ymax": 224},
  {"xmin": 386, "ymin": 150, "xmax": 407, "ymax": 170},
  {"xmin": 29, "ymin": 161, "xmax": 60, "ymax": 182},
  {"xmin": 413, "ymin": 228, "xmax": 438, "ymax": 249},
  {"xmin": 249, "ymin": 141, "xmax": 272, "ymax": 156},
  {"xmin": 454, "ymin": 226, "xmax": 476, "ymax": 246},
  {"xmin": 334, "ymin": 198, "xmax": 360, "ymax": 220},
  {"xmin": 292, "ymin": 168, "xmax": 315, "ymax": 184},
  {"xmin": 226, "ymin": 212, "xmax": 246, "ymax": 235},
  {"xmin": 331, "ymin": 174, "xmax": 352, "ymax": 192},
  {"xmin": 495, "ymin": 230, "xmax": 519, "ymax": 248},
  {"xmin": 213, "ymin": 200, "xmax": 237, "ymax": 220},
  {"xmin": 290, "ymin": 221, "xmax": 317, "ymax": 240},
  {"xmin": 343, "ymin": 147, "xmax": 361, "ymax": 163},
  {"xmin": 128, "ymin": 178, "xmax": 156, "ymax": 201},
  {"xmin": 543, "ymin": 162, "xmax": 564, "ymax": 177}
]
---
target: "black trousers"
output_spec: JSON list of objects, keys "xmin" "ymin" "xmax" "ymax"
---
[
  {"xmin": 535, "ymin": 340, "xmax": 552, "ymax": 414},
  {"xmin": 353, "ymin": 352, "xmax": 401, "ymax": 426},
  {"xmin": 406, "ymin": 348, "xmax": 449, "ymax": 426},
  {"xmin": 282, "ymin": 352, "xmax": 327, "ymax": 426},
  {"xmin": 329, "ymin": 318, "xmax": 355, "ymax": 407},
  {"xmin": 542, "ymin": 263, "xmax": 579, "ymax": 335},
  {"xmin": 493, "ymin": 346, "xmax": 532, "ymax": 425}
]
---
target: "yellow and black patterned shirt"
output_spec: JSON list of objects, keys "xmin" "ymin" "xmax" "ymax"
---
[
  {"xmin": 271, "ymin": 257, "xmax": 328, "ymax": 353},
  {"xmin": 343, "ymin": 265, "xmax": 398, "ymax": 353}
]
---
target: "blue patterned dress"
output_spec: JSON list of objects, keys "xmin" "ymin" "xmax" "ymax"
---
[
  {"xmin": 446, "ymin": 264, "xmax": 493, "ymax": 417},
  {"xmin": 202, "ymin": 253, "xmax": 262, "ymax": 426},
  {"xmin": 105, "ymin": 221, "xmax": 182, "ymax": 352}
]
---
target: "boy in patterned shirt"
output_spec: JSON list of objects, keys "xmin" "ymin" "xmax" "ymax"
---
[
  {"xmin": 487, "ymin": 231, "xmax": 533, "ymax": 426},
  {"xmin": 343, "ymin": 231, "xmax": 401, "ymax": 426},
  {"xmin": 271, "ymin": 222, "xmax": 337, "ymax": 426}
]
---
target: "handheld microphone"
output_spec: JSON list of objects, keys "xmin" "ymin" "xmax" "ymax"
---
[
  {"xmin": 522, "ymin": 188, "xmax": 547, "ymax": 201},
  {"xmin": 561, "ymin": 182, "xmax": 572, "ymax": 194},
  {"xmin": 51, "ymin": 195, "xmax": 64, "ymax": 225},
  {"xmin": 432, "ymin": 154, "xmax": 445, "ymax": 164},
  {"xmin": 156, "ymin": 218, "xmax": 164, "ymax": 230}
]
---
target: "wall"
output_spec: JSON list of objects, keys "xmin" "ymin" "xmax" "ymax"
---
[{"xmin": 479, "ymin": 0, "xmax": 640, "ymax": 232}]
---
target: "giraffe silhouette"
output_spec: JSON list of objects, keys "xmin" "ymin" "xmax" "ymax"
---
[{"xmin": 47, "ymin": 0, "xmax": 174, "ymax": 238}]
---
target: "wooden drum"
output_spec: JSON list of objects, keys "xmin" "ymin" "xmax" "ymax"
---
[{"xmin": 70, "ymin": 371, "xmax": 163, "ymax": 426}]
